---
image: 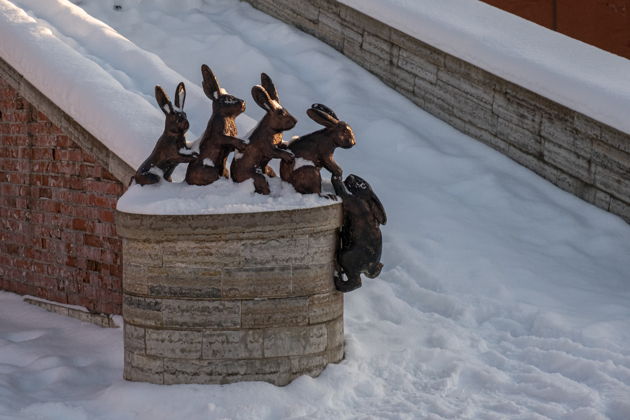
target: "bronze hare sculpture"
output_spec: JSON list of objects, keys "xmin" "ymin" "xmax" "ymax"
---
[
  {"xmin": 280, "ymin": 104, "xmax": 355, "ymax": 194},
  {"xmin": 132, "ymin": 83, "xmax": 197, "ymax": 185},
  {"xmin": 186, "ymin": 65, "xmax": 248, "ymax": 186},
  {"xmin": 332, "ymin": 174, "xmax": 387, "ymax": 292},
  {"xmin": 230, "ymin": 73, "xmax": 296, "ymax": 194}
]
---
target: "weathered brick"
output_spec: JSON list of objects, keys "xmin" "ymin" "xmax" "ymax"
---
[{"xmin": 0, "ymin": 74, "xmax": 124, "ymax": 315}]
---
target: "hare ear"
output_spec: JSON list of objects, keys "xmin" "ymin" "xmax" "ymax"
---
[
  {"xmin": 201, "ymin": 64, "xmax": 221, "ymax": 100},
  {"xmin": 307, "ymin": 106, "xmax": 338, "ymax": 127},
  {"xmin": 369, "ymin": 193, "xmax": 387, "ymax": 225},
  {"xmin": 174, "ymin": 82, "xmax": 186, "ymax": 110},
  {"xmin": 252, "ymin": 85, "xmax": 273, "ymax": 111},
  {"xmin": 260, "ymin": 73, "xmax": 279, "ymax": 101},
  {"xmin": 155, "ymin": 85, "xmax": 173, "ymax": 114},
  {"xmin": 311, "ymin": 103, "xmax": 338, "ymax": 120}
]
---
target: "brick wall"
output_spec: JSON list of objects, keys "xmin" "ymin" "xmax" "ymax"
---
[
  {"xmin": 0, "ymin": 75, "xmax": 125, "ymax": 314},
  {"xmin": 243, "ymin": 0, "xmax": 630, "ymax": 223}
]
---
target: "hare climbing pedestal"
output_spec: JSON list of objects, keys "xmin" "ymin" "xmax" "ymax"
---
[{"xmin": 116, "ymin": 203, "xmax": 344, "ymax": 386}]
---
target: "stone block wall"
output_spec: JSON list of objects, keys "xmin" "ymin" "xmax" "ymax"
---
[
  {"xmin": 117, "ymin": 206, "xmax": 344, "ymax": 385},
  {"xmin": 243, "ymin": 0, "xmax": 630, "ymax": 222},
  {"xmin": 0, "ymin": 58, "xmax": 134, "ymax": 314}
]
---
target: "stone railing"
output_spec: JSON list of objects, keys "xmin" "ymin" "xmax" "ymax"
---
[
  {"xmin": 116, "ymin": 204, "xmax": 344, "ymax": 385},
  {"xmin": 242, "ymin": 0, "xmax": 630, "ymax": 223}
]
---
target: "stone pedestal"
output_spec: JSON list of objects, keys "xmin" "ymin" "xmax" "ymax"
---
[{"xmin": 116, "ymin": 203, "xmax": 344, "ymax": 386}]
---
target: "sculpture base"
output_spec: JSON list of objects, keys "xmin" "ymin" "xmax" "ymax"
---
[{"xmin": 116, "ymin": 204, "xmax": 344, "ymax": 386}]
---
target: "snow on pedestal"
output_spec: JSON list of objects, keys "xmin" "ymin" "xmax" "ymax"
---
[{"xmin": 116, "ymin": 182, "xmax": 344, "ymax": 385}]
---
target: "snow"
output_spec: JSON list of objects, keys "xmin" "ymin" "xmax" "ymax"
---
[
  {"xmin": 0, "ymin": 0, "xmax": 256, "ymax": 169},
  {"xmin": 1, "ymin": 0, "xmax": 630, "ymax": 418},
  {"xmin": 178, "ymin": 147, "xmax": 195, "ymax": 156},
  {"xmin": 339, "ymin": 0, "xmax": 630, "ymax": 136},
  {"xmin": 117, "ymin": 178, "xmax": 334, "ymax": 215},
  {"xmin": 294, "ymin": 157, "xmax": 315, "ymax": 170}
]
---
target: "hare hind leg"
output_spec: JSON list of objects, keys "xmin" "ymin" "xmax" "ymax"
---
[
  {"xmin": 335, "ymin": 247, "xmax": 365, "ymax": 292},
  {"xmin": 185, "ymin": 161, "xmax": 221, "ymax": 186},
  {"xmin": 291, "ymin": 166, "xmax": 321, "ymax": 194},
  {"xmin": 133, "ymin": 171, "xmax": 160, "ymax": 186},
  {"xmin": 334, "ymin": 271, "xmax": 362, "ymax": 292},
  {"xmin": 365, "ymin": 262, "xmax": 383, "ymax": 279},
  {"xmin": 279, "ymin": 159, "xmax": 294, "ymax": 182},
  {"xmin": 253, "ymin": 173, "xmax": 270, "ymax": 195}
]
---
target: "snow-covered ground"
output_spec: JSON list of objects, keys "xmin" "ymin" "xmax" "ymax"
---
[{"xmin": 1, "ymin": 0, "xmax": 630, "ymax": 419}]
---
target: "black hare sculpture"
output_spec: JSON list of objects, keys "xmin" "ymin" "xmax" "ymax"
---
[
  {"xmin": 185, "ymin": 65, "xmax": 248, "ymax": 186},
  {"xmin": 132, "ymin": 83, "xmax": 197, "ymax": 185},
  {"xmin": 230, "ymin": 73, "xmax": 296, "ymax": 194},
  {"xmin": 332, "ymin": 174, "xmax": 387, "ymax": 293},
  {"xmin": 280, "ymin": 104, "xmax": 355, "ymax": 194}
]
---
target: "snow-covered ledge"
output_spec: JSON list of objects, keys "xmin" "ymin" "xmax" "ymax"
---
[
  {"xmin": 116, "ymin": 182, "xmax": 344, "ymax": 385},
  {"xmin": 243, "ymin": 0, "xmax": 630, "ymax": 223}
]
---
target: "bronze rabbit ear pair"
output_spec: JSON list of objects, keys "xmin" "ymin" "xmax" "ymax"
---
[
  {"xmin": 280, "ymin": 103, "xmax": 355, "ymax": 195},
  {"xmin": 131, "ymin": 82, "xmax": 197, "ymax": 186},
  {"xmin": 332, "ymin": 174, "xmax": 387, "ymax": 293},
  {"xmin": 185, "ymin": 65, "xmax": 248, "ymax": 186}
]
